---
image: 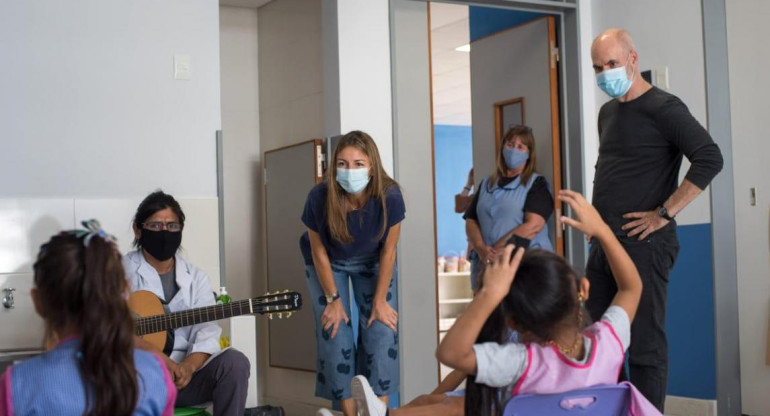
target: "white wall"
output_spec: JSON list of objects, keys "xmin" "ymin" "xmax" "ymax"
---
[
  {"xmin": 220, "ymin": 5, "xmax": 261, "ymax": 302},
  {"xmin": 259, "ymin": 0, "xmax": 324, "ymax": 154},
  {"xmin": 333, "ymin": 0, "xmax": 394, "ymax": 173},
  {"xmin": 587, "ymin": 0, "xmax": 711, "ymax": 225},
  {"xmin": 0, "ymin": 0, "xmax": 222, "ymax": 198},
  {"xmin": 257, "ymin": 0, "xmax": 326, "ymax": 412},
  {"xmin": 577, "ymin": 0, "xmax": 598, "ymax": 201},
  {"xmin": 0, "ymin": 197, "xmax": 221, "ymax": 351},
  {"xmin": 0, "ymin": 0, "xmax": 224, "ymax": 349},
  {"xmin": 726, "ymin": 0, "xmax": 770, "ymax": 414}
]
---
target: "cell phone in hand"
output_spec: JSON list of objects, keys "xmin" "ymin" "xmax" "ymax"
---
[{"xmin": 505, "ymin": 235, "xmax": 530, "ymax": 259}]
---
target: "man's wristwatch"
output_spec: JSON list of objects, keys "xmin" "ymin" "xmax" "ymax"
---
[
  {"xmin": 658, "ymin": 206, "xmax": 675, "ymax": 221},
  {"xmin": 325, "ymin": 292, "xmax": 340, "ymax": 304}
]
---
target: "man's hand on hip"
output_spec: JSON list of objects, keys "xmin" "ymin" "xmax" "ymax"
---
[{"xmin": 622, "ymin": 210, "xmax": 669, "ymax": 240}]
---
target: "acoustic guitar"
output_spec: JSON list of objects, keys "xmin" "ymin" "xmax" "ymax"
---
[{"xmin": 129, "ymin": 290, "xmax": 302, "ymax": 351}]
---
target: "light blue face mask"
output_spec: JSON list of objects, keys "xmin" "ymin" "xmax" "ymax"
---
[
  {"xmin": 503, "ymin": 147, "xmax": 529, "ymax": 170},
  {"xmin": 596, "ymin": 55, "xmax": 635, "ymax": 98},
  {"xmin": 336, "ymin": 168, "xmax": 370, "ymax": 194}
]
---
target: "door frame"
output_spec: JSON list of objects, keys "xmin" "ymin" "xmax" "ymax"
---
[
  {"xmin": 391, "ymin": 0, "xmax": 586, "ymax": 401},
  {"xmin": 701, "ymin": 0, "xmax": 741, "ymax": 414},
  {"xmin": 425, "ymin": 0, "xmax": 585, "ymax": 266}
]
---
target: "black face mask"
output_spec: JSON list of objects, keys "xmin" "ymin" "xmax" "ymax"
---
[{"xmin": 140, "ymin": 229, "xmax": 182, "ymax": 261}]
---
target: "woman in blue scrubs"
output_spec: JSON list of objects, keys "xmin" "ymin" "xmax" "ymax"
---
[{"xmin": 464, "ymin": 125, "xmax": 554, "ymax": 290}]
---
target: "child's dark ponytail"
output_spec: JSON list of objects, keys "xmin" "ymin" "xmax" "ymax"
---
[
  {"xmin": 34, "ymin": 231, "xmax": 138, "ymax": 415},
  {"xmin": 464, "ymin": 305, "xmax": 507, "ymax": 415}
]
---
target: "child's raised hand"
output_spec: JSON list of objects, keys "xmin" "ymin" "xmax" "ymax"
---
[
  {"xmin": 558, "ymin": 190, "xmax": 611, "ymax": 240},
  {"xmin": 481, "ymin": 244, "xmax": 525, "ymax": 300}
]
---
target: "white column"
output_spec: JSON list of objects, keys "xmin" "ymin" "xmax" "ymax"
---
[
  {"xmin": 577, "ymin": 0, "xmax": 598, "ymax": 201},
  {"xmin": 322, "ymin": 0, "xmax": 394, "ymax": 174}
]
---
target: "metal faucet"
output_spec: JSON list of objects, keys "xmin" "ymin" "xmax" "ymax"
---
[{"xmin": 2, "ymin": 288, "xmax": 15, "ymax": 309}]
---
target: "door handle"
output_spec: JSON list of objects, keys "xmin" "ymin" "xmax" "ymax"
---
[{"xmin": 2, "ymin": 288, "xmax": 15, "ymax": 309}]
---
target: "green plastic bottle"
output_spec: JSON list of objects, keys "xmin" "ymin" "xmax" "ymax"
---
[{"xmin": 217, "ymin": 286, "xmax": 232, "ymax": 305}]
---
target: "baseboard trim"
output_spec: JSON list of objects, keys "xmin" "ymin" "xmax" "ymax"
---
[
  {"xmin": 665, "ymin": 395, "xmax": 717, "ymax": 416},
  {"xmin": 262, "ymin": 395, "xmax": 337, "ymax": 416}
]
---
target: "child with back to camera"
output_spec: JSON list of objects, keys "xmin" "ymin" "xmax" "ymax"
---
[
  {"xmin": 0, "ymin": 221, "xmax": 176, "ymax": 416},
  {"xmin": 352, "ymin": 191, "xmax": 660, "ymax": 416}
]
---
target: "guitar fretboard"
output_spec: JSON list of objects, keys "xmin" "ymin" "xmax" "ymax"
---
[
  {"xmin": 136, "ymin": 299, "xmax": 253, "ymax": 336},
  {"xmin": 135, "ymin": 292, "xmax": 301, "ymax": 336}
]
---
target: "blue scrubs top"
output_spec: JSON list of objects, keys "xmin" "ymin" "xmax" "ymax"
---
[{"xmin": 470, "ymin": 173, "xmax": 553, "ymax": 251}]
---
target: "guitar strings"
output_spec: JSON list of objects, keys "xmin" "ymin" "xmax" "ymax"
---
[{"xmin": 135, "ymin": 295, "xmax": 298, "ymax": 335}]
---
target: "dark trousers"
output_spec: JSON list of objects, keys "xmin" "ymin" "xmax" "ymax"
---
[
  {"xmin": 585, "ymin": 225, "xmax": 679, "ymax": 412},
  {"xmin": 176, "ymin": 348, "xmax": 251, "ymax": 416}
]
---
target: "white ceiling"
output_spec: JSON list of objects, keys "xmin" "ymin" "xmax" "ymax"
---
[
  {"xmin": 430, "ymin": 3, "xmax": 471, "ymax": 126},
  {"xmin": 219, "ymin": 0, "xmax": 272, "ymax": 9}
]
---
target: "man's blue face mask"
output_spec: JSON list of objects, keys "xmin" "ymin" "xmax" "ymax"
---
[{"xmin": 596, "ymin": 53, "xmax": 634, "ymax": 98}]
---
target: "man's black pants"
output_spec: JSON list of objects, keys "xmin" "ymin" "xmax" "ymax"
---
[
  {"xmin": 585, "ymin": 225, "xmax": 679, "ymax": 412},
  {"xmin": 176, "ymin": 348, "xmax": 251, "ymax": 416}
]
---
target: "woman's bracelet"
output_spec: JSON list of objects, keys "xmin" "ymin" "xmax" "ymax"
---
[{"xmin": 463, "ymin": 186, "xmax": 472, "ymax": 191}]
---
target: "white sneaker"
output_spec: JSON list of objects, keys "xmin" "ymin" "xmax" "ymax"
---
[
  {"xmin": 316, "ymin": 408, "xmax": 335, "ymax": 416},
  {"xmin": 351, "ymin": 375, "xmax": 387, "ymax": 416}
]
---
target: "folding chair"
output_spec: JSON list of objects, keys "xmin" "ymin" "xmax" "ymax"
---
[{"xmin": 502, "ymin": 384, "xmax": 630, "ymax": 416}]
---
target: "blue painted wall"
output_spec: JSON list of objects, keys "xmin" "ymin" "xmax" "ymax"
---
[
  {"xmin": 434, "ymin": 125, "xmax": 473, "ymax": 257},
  {"xmin": 469, "ymin": 6, "xmax": 546, "ymax": 42},
  {"xmin": 666, "ymin": 223, "xmax": 716, "ymax": 399}
]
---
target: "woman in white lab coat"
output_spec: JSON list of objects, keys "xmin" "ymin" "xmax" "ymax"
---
[{"xmin": 125, "ymin": 190, "xmax": 250, "ymax": 416}]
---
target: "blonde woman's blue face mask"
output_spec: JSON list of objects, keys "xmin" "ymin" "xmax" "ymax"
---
[
  {"xmin": 336, "ymin": 168, "xmax": 370, "ymax": 194},
  {"xmin": 335, "ymin": 146, "xmax": 372, "ymax": 194}
]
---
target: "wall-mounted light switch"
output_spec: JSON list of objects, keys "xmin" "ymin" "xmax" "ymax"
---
[
  {"xmin": 654, "ymin": 66, "xmax": 669, "ymax": 90},
  {"xmin": 174, "ymin": 54, "xmax": 192, "ymax": 80}
]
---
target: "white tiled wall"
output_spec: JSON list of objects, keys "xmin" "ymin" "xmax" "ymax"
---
[
  {"xmin": 0, "ymin": 273, "xmax": 45, "ymax": 351},
  {"xmin": 0, "ymin": 197, "xmax": 220, "ymax": 351},
  {"xmin": 0, "ymin": 199, "xmax": 74, "ymax": 275}
]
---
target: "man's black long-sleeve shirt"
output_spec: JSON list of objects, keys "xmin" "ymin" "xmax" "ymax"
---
[{"xmin": 592, "ymin": 87, "xmax": 723, "ymax": 231}]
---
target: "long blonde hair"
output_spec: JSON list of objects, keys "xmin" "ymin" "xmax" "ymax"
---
[
  {"xmin": 489, "ymin": 125, "xmax": 537, "ymax": 190},
  {"xmin": 326, "ymin": 130, "xmax": 399, "ymax": 244}
]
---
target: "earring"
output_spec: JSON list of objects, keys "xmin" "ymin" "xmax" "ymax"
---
[{"xmin": 577, "ymin": 293, "xmax": 585, "ymax": 329}]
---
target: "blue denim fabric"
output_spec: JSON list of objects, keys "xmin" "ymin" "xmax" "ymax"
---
[{"xmin": 304, "ymin": 255, "xmax": 399, "ymax": 400}]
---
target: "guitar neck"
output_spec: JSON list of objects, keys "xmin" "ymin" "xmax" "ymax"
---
[
  {"xmin": 135, "ymin": 299, "xmax": 253, "ymax": 336},
  {"xmin": 134, "ymin": 291, "xmax": 302, "ymax": 337}
]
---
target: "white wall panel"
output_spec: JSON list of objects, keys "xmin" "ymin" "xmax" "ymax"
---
[
  {"xmin": 0, "ymin": 199, "xmax": 74, "ymax": 274},
  {"xmin": 0, "ymin": 0, "xmax": 221, "ymax": 198},
  {"xmin": 0, "ymin": 274, "xmax": 45, "ymax": 351}
]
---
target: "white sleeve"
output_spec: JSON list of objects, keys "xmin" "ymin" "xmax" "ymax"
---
[
  {"xmin": 186, "ymin": 268, "xmax": 222, "ymax": 357},
  {"xmin": 472, "ymin": 342, "xmax": 528, "ymax": 388},
  {"xmin": 601, "ymin": 305, "xmax": 631, "ymax": 352}
]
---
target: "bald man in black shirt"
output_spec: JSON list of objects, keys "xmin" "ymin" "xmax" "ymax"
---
[{"xmin": 587, "ymin": 28, "xmax": 723, "ymax": 411}]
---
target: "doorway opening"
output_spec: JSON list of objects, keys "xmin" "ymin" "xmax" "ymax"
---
[{"xmin": 427, "ymin": 1, "xmax": 568, "ymax": 383}]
